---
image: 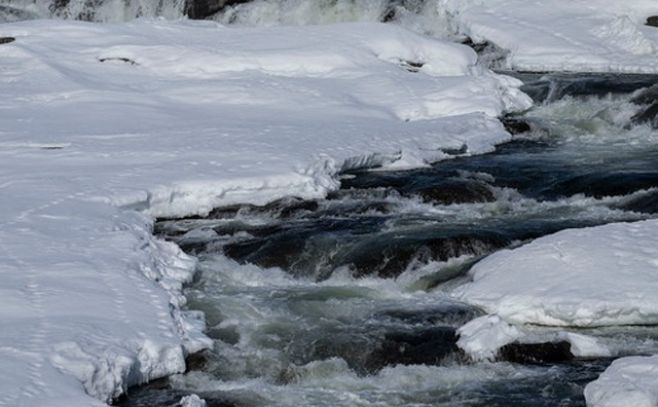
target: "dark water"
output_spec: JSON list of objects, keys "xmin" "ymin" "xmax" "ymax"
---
[{"xmin": 119, "ymin": 76, "xmax": 658, "ymax": 407}]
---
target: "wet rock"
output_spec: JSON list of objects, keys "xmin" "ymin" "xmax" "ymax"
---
[
  {"xmin": 207, "ymin": 197, "xmax": 318, "ymax": 220},
  {"xmin": 631, "ymin": 84, "xmax": 658, "ymax": 105},
  {"xmin": 647, "ymin": 16, "xmax": 658, "ymax": 27},
  {"xmin": 510, "ymin": 73, "xmax": 658, "ymax": 103},
  {"xmin": 630, "ymin": 102, "xmax": 658, "ymax": 129},
  {"xmin": 461, "ymin": 38, "xmax": 492, "ymax": 55},
  {"xmin": 0, "ymin": 36, "xmax": 15, "ymax": 45},
  {"xmin": 617, "ymin": 190, "xmax": 658, "ymax": 214},
  {"xmin": 552, "ymin": 171, "xmax": 658, "ymax": 199},
  {"xmin": 185, "ymin": 0, "xmax": 250, "ymax": 19},
  {"xmin": 379, "ymin": 303, "xmax": 484, "ymax": 327},
  {"xmin": 185, "ymin": 351, "xmax": 211, "ymax": 372},
  {"xmin": 413, "ymin": 179, "xmax": 495, "ymax": 205},
  {"xmin": 499, "ymin": 341, "xmax": 573, "ymax": 364},
  {"xmin": 341, "ymin": 231, "xmax": 508, "ymax": 279},
  {"xmin": 501, "ymin": 116, "xmax": 532, "ymax": 135},
  {"xmin": 364, "ymin": 327, "xmax": 459, "ymax": 372}
]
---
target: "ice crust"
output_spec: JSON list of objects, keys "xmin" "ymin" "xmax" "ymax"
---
[
  {"xmin": 0, "ymin": 19, "xmax": 529, "ymax": 405},
  {"xmin": 442, "ymin": 0, "xmax": 658, "ymax": 73}
]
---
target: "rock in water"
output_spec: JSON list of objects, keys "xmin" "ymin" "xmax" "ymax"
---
[
  {"xmin": 647, "ymin": 16, "xmax": 658, "ymax": 27},
  {"xmin": 185, "ymin": 0, "xmax": 250, "ymax": 19},
  {"xmin": 499, "ymin": 341, "xmax": 573, "ymax": 364},
  {"xmin": 631, "ymin": 102, "xmax": 658, "ymax": 129},
  {"xmin": 0, "ymin": 37, "xmax": 15, "ymax": 45},
  {"xmin": 364, "ymin": 327, "xmax": 459, "ymax": 372}
]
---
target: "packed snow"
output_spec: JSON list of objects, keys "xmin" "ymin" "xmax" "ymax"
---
[
  {"xmin": 0, "ymin": 18, "xmax": 529, "ymax": 405},
  {"xmin": 443, "ymin": 0, "xmax": 658, "ymax": 73},
  {"xmin": 454, "ymin": 220, "xmax": 658, "ymax": 327},
  {"xmin": 585, "ymin": 355, "xmax": 658, "ymax": 407}
]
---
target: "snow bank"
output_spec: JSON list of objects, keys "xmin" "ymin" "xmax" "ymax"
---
[
  {"xmin": 0, "ymin": 19, "xmax": 528, "ymax": 405},
  {"xmin": 454, "ymin": 220, "xmax": 658, "ymax": 327},
  {"xmin": 442, "ymin": 0, "xmax": 658, "ymax": 73},
  {"xmin": 585, "ymin": 355, "xmax": 658, "ymax": 407}
]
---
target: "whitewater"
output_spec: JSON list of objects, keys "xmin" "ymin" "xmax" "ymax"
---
[{"xmin": 1, "ymin": 1, "xmax": 658, "ymax": 407}]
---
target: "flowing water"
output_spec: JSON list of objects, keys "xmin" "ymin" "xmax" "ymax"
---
[
  {"xmin": 116, "ymin": 75, "xmax": 658, "ymax": 406},
  {"xmin": 9, "ymin": 1, "xmax": 658, "ymax": 405}
]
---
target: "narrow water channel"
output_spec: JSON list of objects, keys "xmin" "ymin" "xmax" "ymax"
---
[{"xmin": 121, "ymin": 74, "xmax": 658, "ymax": 406}]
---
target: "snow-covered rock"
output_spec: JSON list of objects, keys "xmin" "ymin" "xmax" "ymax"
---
[
  {"xmin": 442, "ymin": 0, "xmax": 658, "ymax": 73},
  {"xmin": 457, "ymin": 315, "xmax": 610, "ymax": 362},
  {"xmin": 0, "ymin": 19, "xmax": 528, "ymax": 405},
  {"xmin": 585, "ymin": 355, "xmax": 658, "ymax": 407},
  {"xmin": 454, "ymin": 220, "xmax": 658, "ymax": 327}
]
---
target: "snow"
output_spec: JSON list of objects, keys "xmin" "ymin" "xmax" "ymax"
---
[
  {"xmin": 0, "ymin": 19, "xmax": 529, "ymax": 405},
  {"xmin": 585, "ymin": 355, "xmax": 658, "ymax": 407},
  {"xmin": 454, "ymin": 220, "xmax": 658, "ymax": 327},
  {"xmin": 457, "ymin": 315, "xmax": 610, "ymax": 362},
  {"xmin": 442, "ymin": 0, "xmax": 658, "ymax": 73},
  {"xmin": 180, "ymin": 394, "xmax": 207, "ymax": 407}
]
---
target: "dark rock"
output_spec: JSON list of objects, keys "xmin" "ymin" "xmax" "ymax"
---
[
  {"xmin": 379, "ymin": 303, "xmax": 484, "ymax": 327},
  {"xmin": 208, "ymin": 197, "xmax": 318, "ymax": 220},
  {"xmin": 461, "ymin": 38, "xmax": 492, "ymax": 55},
  {"xmin": 617, "ymin": 190, "xmax": 658, "ymax": 214},
  {"xmin": 631, "ymin": 84, "xmax": 658, "ymax": 105},
  {"xmin": 98, "ymin": 57, "xmax": 137, "ymax": 65},
  {"xmin": 499, "ymin": 341, "xmax": 573, "ymax": 364},
  {"xmin": 185, "ymin": 0, "xmax": 250, "ymax": 19},
  {"xmin": 502, "ymin": 117, "xmax": 532, "ymax": 135},
  {"xmin": 647, "ymin": 16, "xmax": 658, "ymax": 27},
  {"xmin": 413, "ymin": 179, "xmax": 495, "ymax": 205},
  {"xmin": 364, "ymin": 327, "xmax": 459, "ymax": 372},
  {"xmin": 630, "ymin": 102, "xmax": 658, "ymax": 129},
  {"xmin": 185, "ymin": 351, "xmax": 210, "ymax": 372},
  {"xmin": 341, "ymin": 232, "xmax": 508, "ymax": 279},
  {"xmin": 0, "ymin": 36, "xmax": 15, "ymax": 45},
  {"xmin": 400, "ymin": 60, "xmax": 424, "ymax": 73},
  {"xmin": 505, "ymin": 72, "xmax": 658, "ymax": 103},
  {"xmin": 439, "ymin": 144, "xmax": 468, "ymax": 156}
]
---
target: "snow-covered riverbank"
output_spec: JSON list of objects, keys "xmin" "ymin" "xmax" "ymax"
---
[{"xmin": 0, "ymin": 19, "xmax": 529, "ymax": 405}]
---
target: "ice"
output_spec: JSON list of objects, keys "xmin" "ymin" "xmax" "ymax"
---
[
  {"xmin": 443, "ymin": 0, "xmax": 658, "ymax": 73},
  {"xmin": 585, "ymin": 355, "xmax": 658, "ymax": 407},
  {"xmin": 0, "ymin": 18, "xmax": 528, "ymax": 405}
]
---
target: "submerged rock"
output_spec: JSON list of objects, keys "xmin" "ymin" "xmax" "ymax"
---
[
  {"xmin": 413, "ymin": 179, "xmax": 495, "ymax": 205},
  {"xmin": 647, "ymin": 16, "xmax": 658, "ymax": 27},
  {"xmin": 630, "ymin": 102, "xmax": 658, "ymax": 129},
  {"xmin": 511, "ymin": 73, "xmax": 658, "ymax": 103},
  {"xmin": 499, "ymin": 341, "xmax": 573, "ymax": 364},
  {"xmin": 364, "ymin": 327, "xmax": 459, "ymax": 373},
  {"xmin": 631, "ymin": 84, "xmax": 658, "ymax": 105}
]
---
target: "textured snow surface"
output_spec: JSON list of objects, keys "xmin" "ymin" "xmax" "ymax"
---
[
  {"xmin": 0, "ymin": 19, "xmax": 529, "ymax": 405},
  {"xmin": 443, "ymin": 0, "xmax": 658, "ymax": 73},
  {"xmin": 455, "ymin": 220, "xmax": 658, "ymax": 327},
  {"xmin": 585, "ymin": 355, "xmax": 658, "ymax": 407}
]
